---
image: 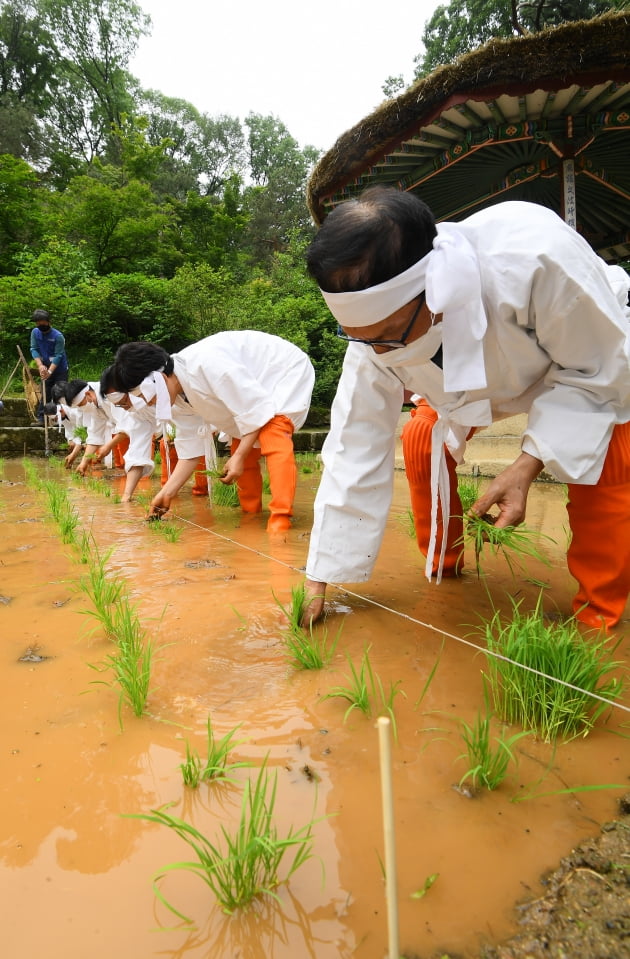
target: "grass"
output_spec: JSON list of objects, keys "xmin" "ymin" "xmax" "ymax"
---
[
  {"xmin": 482, "ymin": 596, "xmax": 625, "ymax": 741},
  {"xmin": 323, "ymin": 645, "xmax": 405, "ymax": 740},
  {"xmin": 133, "ymin": 761, "xmax": 318, "ymax": 919},
  {"xmin": 461, "ymin": 512, "xmax": 555, "ymax": 577},
  {"xmin": 457, "ymin": 710, "xmax": 530, "ymax": 791},
  {"xmin": 179, "ymin": 717, "xmax": 250, "ymax": 787}
]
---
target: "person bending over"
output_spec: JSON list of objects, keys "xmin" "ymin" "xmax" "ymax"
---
[{"xmin": 301, "ymin": 186, "xmax": 630, "ymax": 634}]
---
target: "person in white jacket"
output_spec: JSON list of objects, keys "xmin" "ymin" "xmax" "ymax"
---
[
  {"xmin": 302, "ymin": 186, "xmax": 630, "ymax": 633},
  {"xmin": 110, "ymin": 331, "xmax": 315, "ymax": 531}
]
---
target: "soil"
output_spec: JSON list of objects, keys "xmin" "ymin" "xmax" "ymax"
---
[
  {"xmin": 481, "ymin": 798, "xmax": 630, "ymax": 959},
  {"xmin": 1, "ymin": 456, "xmax": 629, "ymax": 959}
]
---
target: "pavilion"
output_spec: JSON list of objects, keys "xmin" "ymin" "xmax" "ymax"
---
[{"xmin": 307, "ymin": 12, "xmax": 630, "ymax": 264}]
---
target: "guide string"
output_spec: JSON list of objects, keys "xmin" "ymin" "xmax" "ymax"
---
[{"xmin": 173, "ymin": 511, "xmax": 630, "ymax": 719}]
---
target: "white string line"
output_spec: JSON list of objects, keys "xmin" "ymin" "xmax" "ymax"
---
[{"xmin": 172, "ymin": 511, "xmax": 630, "ymax": 719}]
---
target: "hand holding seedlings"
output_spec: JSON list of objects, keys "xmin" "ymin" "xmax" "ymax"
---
[{"xmin": 469, "ymin": 451, "xmax": 544, "ymax": 529}]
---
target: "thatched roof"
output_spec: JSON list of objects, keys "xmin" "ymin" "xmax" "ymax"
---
[{"xmin": 307, "ymin": 13, "xmax": 630, "ymax": 263}]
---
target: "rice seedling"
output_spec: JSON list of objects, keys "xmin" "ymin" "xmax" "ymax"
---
[
  {"xmin": 461, "ymin": 512, "xmax": 555, "ymax": 577},
  {"xmin": 272, "ymin": 584, "xmax": 339, "ymax": 670},
  {"xmin": 132, "ymin": 760, "xmax": 318, "ymax": 918},
  {"xmin": 76, "ymin": 544, "xmax": 129, "ymax": 637},
  {"xmin": 212, "ymin": 477, "xmax": 241, "ymax": 507},
  {"xmin": 482, "ymin": 595, "xmax": 625, "ymax": 741},
  {"xmin": 457, "ymin": 709, "xmax": 530, "ymax": 791},
  {"xmin": 295, "ymin": 452, "xmax": 322, "ymax": 474},
  {"xmin": 89, "ymin": 601, "xmax": 157, "ymax": 726},
  {"xmin": 284, "ymin": 622, "xmax": 340, "ymax": 671},
  {"xmin": 148, "ymin": 518, "xmax": 183, "ymax": 542},
  {"xmin": 400, "ymin": 507, "xmax": 416, "ymax": 538},
  {"xmin": 22, "ymin": 458, "xmax": 43, "ymax": 489},
  {"xmin": 179, "ymin": 717, "xmax": 250, "ymax": 787},
  {"xmin": 323, "ymin": 646, "xmax": 405, "ymax": 739},
  {"xmin": 456, "ymin": 475, "xmax": 482, "ymax": 513},
  {"xmin": 41, "ymin": 480, "xmax": 80, "ymax": 544}
]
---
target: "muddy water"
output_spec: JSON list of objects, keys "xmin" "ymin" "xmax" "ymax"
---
[{"xmin": 1, "ymin": 457, "xmax": 628, "ymax": 959}]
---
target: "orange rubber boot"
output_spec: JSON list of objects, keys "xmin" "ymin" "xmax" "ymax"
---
[
  {"xmin": 401, "ymin": 400, "xmax": 464, "ymax": 576},
  {"xmin": 159, "ymin": 438, "xmax": 178, "ymax": 486},
  {"xmin": 259, "ymin": 415, "xmax": 297, "ymax": 532},
  {"xmin": 231, "ymin": 439, "xmax": 263, "ymax": 513},
  {"xmin": 114, "ymin": 435, "xmax": 130, "ymax": 469},
  {"xmin": 566, "ymin": 421, "xmax": 630, "ymax": 632},
  {"xmin": 192, "ymin": 456, "xmax": 209, "ymax": 495}
]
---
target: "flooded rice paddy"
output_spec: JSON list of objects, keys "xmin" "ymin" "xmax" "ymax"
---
[{"xmin": 1, "ymin": 455, "xmax": 629, "ymax": 959}]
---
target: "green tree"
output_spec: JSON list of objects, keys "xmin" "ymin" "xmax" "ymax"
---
[
  {"xmin": 415, "ymin": 0, "xmax": 614, "ymax": 76},
  {"xmin": 39, "ymin": 0, "xmax": 149, "ymax": 177},
  {"xmin": 0, "ymin": 153, "xmax": 44, "ymax": 274},
  {"xmin": 242, "ymin": 113, "xmax": 319, "ymax": 264},
  {"xmin": 138, "ymin": 91, "xmax": 247, "ymax": 200},
  {"xmin": 0, "ymin": 0, "xmax": 58, "ymax": 162},
  {"xmin": 50, "ymin": 171, "xmax": 178, "ymax": 275}
]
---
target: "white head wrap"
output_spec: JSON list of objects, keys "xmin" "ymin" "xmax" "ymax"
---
[
  {"xmin": 129, "ymin": 372, "xmax": 173, "ymax": 425},
  {"xmin": 70, "ymin": 386, "xmax": 89, "ymax": 408},
  {"xmin": 320, "ymin": 222, "xmax": 488, "ymax": 393}
]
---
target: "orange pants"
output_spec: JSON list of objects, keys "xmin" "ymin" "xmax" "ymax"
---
[
  {"xmin": 401, "ymin": 401, "xmax": 465, "ymax": 576},
  {"xmin": 159, "ymin": 439, "xmax": 207, "ymax": 495},
  {"xmin": 566, "ymin": 420, "xmax": 630, "ymax": 631},
  {"xmin": 114, "ymin": 435, "xmax": 130, "ymax": 469},
  {"xmin": 230, "ymin": 415, "xmax": 296, "ymax": 531},
  {"xmin": 403, "ymin": 402, "xmax": 630, "ymax": 630}
]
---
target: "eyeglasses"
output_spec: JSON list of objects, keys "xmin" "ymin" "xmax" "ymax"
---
[{"xmin": 336, "ymin": 292, "xmax": 425, "ymax": 349}]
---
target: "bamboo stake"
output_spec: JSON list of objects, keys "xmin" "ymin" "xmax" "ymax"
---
[{"xmin": 378, "ymin": 716, "xmax": 400, "ymax": 959}]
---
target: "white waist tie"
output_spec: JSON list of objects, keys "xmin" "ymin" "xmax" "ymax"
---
[{"xmin": 426, "ymin": 399, "xmax": 493, "ymax": 583}]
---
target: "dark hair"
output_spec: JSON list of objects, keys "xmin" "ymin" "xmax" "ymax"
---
[
  {"xmin": 112, "ymin": 342, "xmax": 174, "ymax": 391},
  {"xmin": 54, "ymin": 379, "xmax": 88, "ymax": 405},
  {"xmin": 43, "ymin": 401, "xmax": 58, "ymax": 416},
  {"xmin": 99, "ymin": 365, "xmax": 116, "ymax": 399},
  {"xmin": 32, "ymin": 308, "xmax": 51, "ymax": 324},
  {"xmin": 306, "ymin": 185, "xmax": 437, "ymax": 293}
]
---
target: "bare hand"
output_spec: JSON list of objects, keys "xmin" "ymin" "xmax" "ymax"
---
[
  {"xmin": 39, "ymin": 367, "xmax": 49, "ymax": 380},
  {"xmin": 219, "ymin": 454, "xmax": 245, "ymax": 485},
  {"xmin": 470, "ymin": 453, "xmax": 543, "ymax": 529},
  {"xmin": 148, "ymin": 491, "xmax": 171, "ymax": 519},
  {"xmin": 301, "ymin": 579, "xmax": 327, "ymax": 627}
]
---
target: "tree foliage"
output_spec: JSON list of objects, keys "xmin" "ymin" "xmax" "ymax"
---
[
  {"xmin": 414, "ymin": 0, "xmax": 616, "ymax": 76},
  {"xmin": 0, "ymin": 0, "xmax": 343, "ymax": 406}
]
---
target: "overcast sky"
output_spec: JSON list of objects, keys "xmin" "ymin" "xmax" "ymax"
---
[{"xmin": 130, "ymin": 0, "xmax": 441, "ymax": 152}]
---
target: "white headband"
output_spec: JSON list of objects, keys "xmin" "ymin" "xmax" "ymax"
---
[
  {"xmin": 320, "ymin": 223, "xmax": 487, "ymax": 392},
  {"xmin": 128, "ymin": 371, "xmax": 173, "ymax": 424},
  {"xmin": 70, "ymin": 386, "xmax": 89, "ymax": 408}
]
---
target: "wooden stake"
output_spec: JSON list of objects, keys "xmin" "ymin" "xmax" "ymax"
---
[{"xmin": 378, "ymin": 716, "xmax": 400, "ymax": 959}]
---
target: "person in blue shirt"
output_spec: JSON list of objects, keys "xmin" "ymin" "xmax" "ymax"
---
[{"xmin": 29, "ymin": 309, "xmax": 69, "ymax": 424}]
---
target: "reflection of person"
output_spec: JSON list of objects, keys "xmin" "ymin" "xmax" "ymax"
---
[
  {"xmin": 110, "ymin": 332, "xmax": 316, "ymax": 530},
  {"xmin": 302, "ymin": 186, "xmax": 630, "ymax": 633},
  {"xmin": 29, "ymin": 309, "xmax": 69, "ymax": 424}
]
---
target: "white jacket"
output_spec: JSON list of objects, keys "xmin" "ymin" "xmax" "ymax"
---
[{"xmin": 307, "ymin": 201, "xmax": 630, "ymax": 585}]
